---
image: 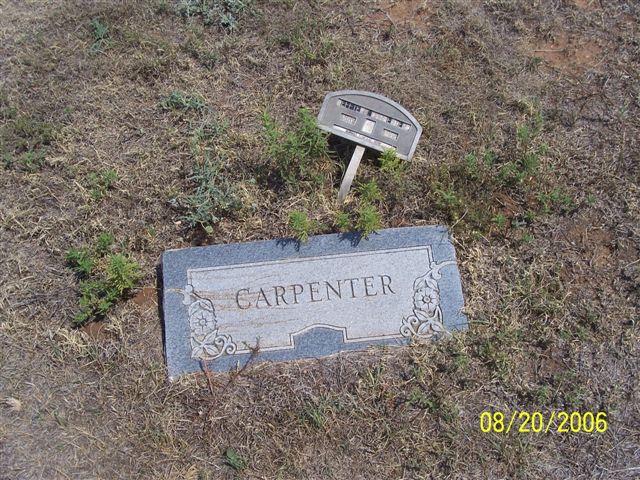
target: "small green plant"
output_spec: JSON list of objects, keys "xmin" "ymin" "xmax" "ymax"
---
[
  {"xmin": 363, "ymin": 364, "xmax": 385, "ymax": 389},
  {"xmin": 522, "ymin": 232, "xmax": 534, "ymax": 243},
  {"xmin": 524, "ymin": 210, "xmax": 536, "ymax": 223},
  {"xmin": 262, "ymin": 108, "xmax": 329, "ymax": 189},
  {"xmin": 76, "ymin": 279, "xmax": 119, "ymax": 324},
  {"xmin": 334, "ymin": 181, "xmax": 383, "ymax": 237},
  {"xmin": 355, "ymin": 204, "xmax": 381, "ymax": 238},
  {"xmin": 291, "ymin": 31, "xmax": 334, "ymax": 66},
  {"xmin": 408, "ymin": 388, "xmax": 437, "ymax": 411},
  {"xmin": 95, "ymin": 232, "xmax": 115, "ymax": 255},
  {"xmin": 533, "ymin": 384, "xmax": 551, "ymax": 404},
  {"xmin": 1, "ymin": 110, "xmax": 55, "ymax": 172},
  {"xmin": 379, "ymin": 148, "xmax": 405, "ymax": 182},
  {"xmin": 155, "ymin": 0, "xmax": 170, "ymax": 14},
  {"xmin": 106, "ymin": 254, "xmax": 141, "ymax": 295},
  {"xmin": 74, "ymin": 256, "xmax": 140, "ymax": 326},
  {"xmin": 301, "ymin": 38, "xmax": 334, "ymax": 65},
  {"xmin": 88, "ymin": 168, "xmax": 118, "ymax": 200},
  {"xmin": 191, "ymin": 117, "xmax": 228, "ymax": 149},
  {"xmin": 452, "ymin": 351, "xmax": 470, "ymax": 372},
  {"xmin": 464, "ymin": 152, "xmax": 479, "ymax": 179},
  {"xmin": 538, "ymin": 188, "xmax": 574, "ymax": 214},
  {"xmin": 288, "ymin": 211, "xmax": 319, "ymax": 243},
  {"xmin": 302, "ymin": 403, "xmax": 326, "ymax": 429},
  {"xmin": 2, "ymin": 153, "xmax": 11, "ymax": 169},
  {"xmin": 90, "ymin": 18, "xmax": 109, "ymax": 53},
  {"xmin": 334, "ymin": 211, "xmax": 351, "ymax": 232},
  {"xmin": 435, "ymin": 186, "xmax": 463, "ymax": 212},
  {"xmin": 516, "ymin": 124, "xmax": 531, "ymax": 145},
  {"xmin": 498, "ymin": 150, "xmax": 540, "ymax": 186},
  {"xmin": 407, "ymin": 388, "xmax": 458, "ymax": 422},
  {"xmin": 0, "ymin": 93, "xmax": 16, "ymax": 121},
  {"xmin": 181, "ymin": 32, "xmax": 222, "ymax": 69},
  {"xmin": 515, "ymin": 266, "xmax": 564, "ymax": 317},
  {"xmin": 357, "ymin": 180, "xmax": 382, "ymax": 203},
  {"xmin": 280, "ymin": 20, "xmax": 335, "ymax": 67},
  {"xmin": 424, "ymin": 107, "xmax": 557, "ymax": 237},
  {"xmin": 224, "ymin": 448, "xmax": 247, "ymax": 471},
  {"xmin": 66, "ymin": 235, "xmax": 141, "ymax": 326},
  {"xmin": 492, "ymin": 213, "xmax": 507, "ymax": 229},
  {"xmin": 178, "ymin": 0, "xmax": 252, "ymax": 31},
  {"xmin": 11, "ymin": 115, "xmax": 55, "ymax": 145},
  {"xmin": 521, "ymin": 151, "xmax": 540, "ymax": 173},
  {"xmin": 160, "ymin": 91, "xmax": 206, "ymax": 111},
  {"xmin": 479, "ymin": 339, "xmax": 512, "ymax": 379},
  {"xmin": 182, "ymin": 157, "xmax": 242, "ymax": 231},
  {"xmin": 66, "ymin": 248, "xmax": 94, "ymax": 277},
  {"xmin": 482, "ymin": 149, "xmax": 496, "ymax": 165},
  {"xmin": 18, "ymin": 150, "xmax": 46, "ymax": 172}
]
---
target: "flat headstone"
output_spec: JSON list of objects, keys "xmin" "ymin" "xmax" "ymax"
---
[{"xmin": 161, "ymin": 226, "xmax": 466, "ymax": 379}]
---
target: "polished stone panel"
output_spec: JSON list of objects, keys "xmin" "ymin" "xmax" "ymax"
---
[{"xmin": 162, "ymin": 226, "xmax": 466, "ymax": 379}]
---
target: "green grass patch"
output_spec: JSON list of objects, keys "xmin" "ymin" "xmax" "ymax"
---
[
  {"xmin": 301, "ymin": 401, "xmax": 327, "ymax": 429},
  {"xmin": 537, "ymin": 188, "xmax": 574, "ymax": 214},
  {"xmin": 514, "ymin": 265, "xmax": 565, "ymax": 318},
  {"xmin": 87, "ymin": 168, "xmax": 118, "ymax": 200},
  {"xmin": 89, "ymin": 18, "xmax": 109, "ymax": 53},
  {"xmin": 0, "ymin": 102, "xmax": 55, "ymax": 172},
  {"xmin": 334, "ymin": 211, "xmax": 351, "ymax": 232},
  {"xmin": 66, "ymin": 248, "xmax": 95, "ymax": 277},
  {"xmin": 276, "ymin": 19, "xmax": 335, "ymax": 67},
  {"xmin": 190, "ymin": 116, "xmax": 228, "ymax": 153},
  {"xmin": 262, "ymin": 107, "xmax": 330, "ymax": 190},
  {"xmin": 379, "ymin": 148, "xmax": 406, "ymax": 182},
  {"xmin": 66, "ymin": 235, "xmax": 141, "ymax": 326},
  {"xmin": 181, "ymin": 156, "xmax": 243, "ymax": 233},
  {"xmin": 424, "ymin": 110, "xmax": 570, "ymax": 238},
  {"xmin": 288, "ymin": 210, "xmax": 321, "ymax": 243},
  {"xmin": 95, "ymin": 232, "xmax": 115, "ymax": 255},
  {"xmin": 181, "ymin": 33, "xmax": 220, "ymax": 69},
  {"xmin": 178, "ymin": 0, "xmax": 252, "ymax": 31},
  {"xmin": 160, "ymin": 91, "xmax": 206, "ymax": 112},
  {"xmin": 331, "ymin": 180, "xmax": 383, "ymax": 238},
  {"xmin": 407, "ymin": 388, "xmax": 459, "ymax": 422},
  {"xmin": 173, "ymin": 112, "xmax": 243, "ymax": 235},
  {"xmin": 223, "ymin": 447, "xmax": 247, "ymax": 471},
  {"xmin": 357, "ymin": 180, "xmax": 382, "ymax": 203},
  {"xmin": 331, "ymin": 204, "xmax": 382, "ymax": 239},
  {"xmin": 355, "ymin": 203, "xmax": 382, "ymax": 238}
]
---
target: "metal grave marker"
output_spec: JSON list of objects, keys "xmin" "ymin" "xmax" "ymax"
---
[
  {"xmin": 317, "ymin": 90, "xmax": 423, "ymax": 202},
  {"xmin": 162, "ymin": 226, "xmax": 466, "ymax": 379}
]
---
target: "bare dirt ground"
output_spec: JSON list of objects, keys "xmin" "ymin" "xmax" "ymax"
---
[{"xmin": 1, "ymin": 0, "xmax": 639, "ymax": 478}]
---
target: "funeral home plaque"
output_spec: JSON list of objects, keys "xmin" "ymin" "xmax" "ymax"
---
[
  {"xmin": 316, "ymin": 90, "xmax": 423, "ymax": 202},
  {"xmin": 162, "ymin": 226, "xmax": 466, "ymax": 379}
]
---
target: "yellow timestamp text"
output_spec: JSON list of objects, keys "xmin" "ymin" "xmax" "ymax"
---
[{"xmin": 479, "ymin": 411, "xmax": 608, "ymax": 434}]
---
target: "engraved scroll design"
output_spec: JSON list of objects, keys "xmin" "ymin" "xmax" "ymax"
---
[
  {"xmin": 400, "ymin": 249, "xmax": 456, "ymax": 340},
  {"xmin": 182, "ymin": 285, "xmax": 236, "ymax": 360}
]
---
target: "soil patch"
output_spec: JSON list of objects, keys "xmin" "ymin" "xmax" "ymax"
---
[
  {"xmin": 529, "ymin": 31, "xmax": 603, "ymax": 73},
  {"xmin": 371, "ymin": 0, "xmax": 433, "ymax": 29},
  {"xmin": 132, "ymin": 286, "xmax": 158, "ymax": 309}
]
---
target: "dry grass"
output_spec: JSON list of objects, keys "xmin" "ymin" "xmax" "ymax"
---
[{"xmin": 1, "ymin": 0, "xmax": 639, "ymax": 478}]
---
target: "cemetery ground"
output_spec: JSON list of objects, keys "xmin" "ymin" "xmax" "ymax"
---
[{"xmin": 0, "ymin": 0, "xmax": 638, "ymax": 478}]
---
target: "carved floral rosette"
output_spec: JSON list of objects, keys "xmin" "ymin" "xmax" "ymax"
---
[
  {"xmin": 182, "ymin": 285, "xmax": 236, "ymax": 360},
  {"xmin": 400, "ymin": 249, "xmax": 455, "ymax": 340}
]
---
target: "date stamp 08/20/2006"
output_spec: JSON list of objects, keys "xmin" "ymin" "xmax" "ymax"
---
[{"xmin": 479, "ymin": 411, "xmax": 609, "ymax": 434}]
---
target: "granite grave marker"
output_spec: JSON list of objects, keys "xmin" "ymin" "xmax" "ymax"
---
[{"xmin": 162, "ymin": 226, "xmax": 466, "ymax": 379}]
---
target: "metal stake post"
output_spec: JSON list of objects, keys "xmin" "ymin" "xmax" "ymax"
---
[{"xmin": 337, "ymin": 145, "xmax": 365, "ymax": 203}]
